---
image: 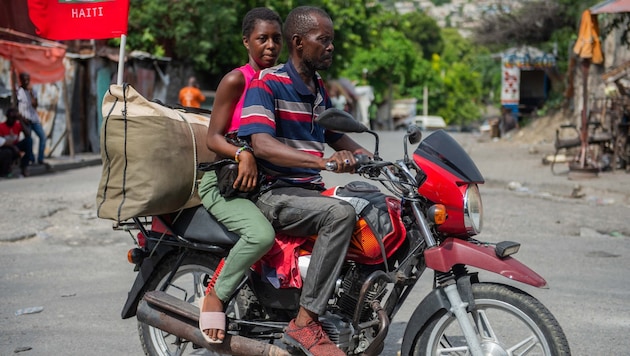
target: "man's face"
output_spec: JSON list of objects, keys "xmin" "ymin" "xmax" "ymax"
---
[
  {"xmin": 20, "ymin": 74, "xmax": 30, "ymax": 87},
  {"xmin": 6, "ymin": 111, "xmax": 18, "ymax": 125},
  {"xmin": 300, "ymin": 13, "xmax": 334, "ymax": 71}
]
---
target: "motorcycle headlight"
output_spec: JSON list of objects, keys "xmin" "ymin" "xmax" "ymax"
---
[{"xmin": 463, "ymin": 184, "xmax": 483, "ymax": 235}]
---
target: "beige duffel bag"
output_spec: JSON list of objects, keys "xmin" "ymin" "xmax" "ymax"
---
[{"xmin": 96, "ymin": 84, "xmax": 215, "ymax": 221}]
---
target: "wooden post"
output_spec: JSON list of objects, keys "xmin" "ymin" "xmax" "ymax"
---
[
  {"xmin": 578, "ymin": 58, "xmax": 590, "ymax": 169},
  {"xmin": 62, "ymin": 79, "xmax": 75, "ymax": 158}
]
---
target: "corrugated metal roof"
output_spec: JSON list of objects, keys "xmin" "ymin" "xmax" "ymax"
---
[
  {"xmin": 0, "ymin": 0, "xmax": 37, "ymax": 38},
  {"xmin": 591, "ymin": 0, "xmax": 630, "ymax": 14}
]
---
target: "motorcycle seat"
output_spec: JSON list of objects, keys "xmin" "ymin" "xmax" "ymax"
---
[{"xmin": 168, "ymin": 205, "xmax": 240, "ymax": 246}]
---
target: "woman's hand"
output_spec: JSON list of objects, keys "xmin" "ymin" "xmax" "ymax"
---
[{"xmin": 234, "ymin": 150, "xmax": 258, "ymax": 192}]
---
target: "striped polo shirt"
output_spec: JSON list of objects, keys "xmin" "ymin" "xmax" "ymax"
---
[{"xmin": 238, "ymin": 60, "xmax": 342, "ymax": 186}]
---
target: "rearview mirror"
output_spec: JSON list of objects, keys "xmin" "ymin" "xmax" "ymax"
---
[
  {"xmin": 406, "ymin": 125, "xmax": 422, "ymax": 145},
  {"xmin": 315, "ymin": 108, "xmax": 368, "ymax": 133}
]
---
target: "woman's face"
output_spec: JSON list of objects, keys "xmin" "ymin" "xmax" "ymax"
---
[{"xmin": 245, "ymin": 20, "xmax": 282, "ymax": 70}]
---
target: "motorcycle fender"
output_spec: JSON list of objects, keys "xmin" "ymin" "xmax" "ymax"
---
[
  {"xmin": 400, "ymin": 275, "xmax": 475, "ymax": 356},
  {"xmin": 424, "ymin": 238, "xmax": 547, "ymax": 288},
  {"xmin": 121, "ymin": 248, "xmax": 170, "ymax": 319}
]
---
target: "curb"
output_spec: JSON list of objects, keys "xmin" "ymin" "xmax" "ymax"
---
[{"xmin": 8, "ymin": 154, "xmax": 102, "ymax": 178}]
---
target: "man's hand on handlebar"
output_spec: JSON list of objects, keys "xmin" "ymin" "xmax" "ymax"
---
[{"xmin": 324, "ymin": 150, "xmax": 357, "ymax": 173}]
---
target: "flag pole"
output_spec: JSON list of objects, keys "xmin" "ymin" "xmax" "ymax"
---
[{"xmin": 117, "ymin": 34, "xmax": 126, "ymax": 85}]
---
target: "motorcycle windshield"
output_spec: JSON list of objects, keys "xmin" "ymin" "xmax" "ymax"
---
[{"xmin": 414, "ymin": 130, "xmax": 484, "ymax": 183}]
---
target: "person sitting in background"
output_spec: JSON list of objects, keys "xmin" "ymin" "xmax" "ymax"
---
[
  {"xmin": 179, "ymin": 76, "xmax": 206, "ymax": 108},
  {"xmin": 499, "ymin": 106, "xmax": 519, "ymax": 137},
  {"xmin": 0, "ymin": 108, "xmax": 32, "ymax": 177},
  {"xmin": 0, "ymin": 136, "xmax": 13, "ymax": 177}
]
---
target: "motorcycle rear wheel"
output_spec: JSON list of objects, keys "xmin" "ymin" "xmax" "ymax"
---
[
  {"xmin": 413, "ymin": 282, "xmax": 570, "ymax": 356},
  {"xmin": 138, "ymin": 252, "xmax": 221, "ymax": 356}
]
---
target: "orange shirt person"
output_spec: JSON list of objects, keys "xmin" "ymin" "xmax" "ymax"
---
[{"xmin": 178, "ymin": 76, "xmax": 206, "ymax": 108}]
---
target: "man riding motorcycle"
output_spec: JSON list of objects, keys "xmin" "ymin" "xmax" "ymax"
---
[{"xmin": 237, "ymin": 6, "xmax": 371, "ymax": 356}]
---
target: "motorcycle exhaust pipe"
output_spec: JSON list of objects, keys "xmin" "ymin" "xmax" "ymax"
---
[{"xmin": 137, "ymin": 291, "xmax": 289, "ymax": 356}]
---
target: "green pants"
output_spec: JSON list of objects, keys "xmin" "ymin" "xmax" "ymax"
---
[{"xmin": 198, "ymin": 171, "xmax": 275, "ymax": 301}]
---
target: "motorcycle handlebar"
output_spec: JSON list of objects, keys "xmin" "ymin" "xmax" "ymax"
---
[{"xmin": 325, "ymin": 154, "xmax": 371, "ymax": 171}]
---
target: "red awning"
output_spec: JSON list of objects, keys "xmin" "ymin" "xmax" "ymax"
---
[
  {"xmin": 591, "ymin": 0, "xmax": 630, "ymax": 14},
  {"xmin": 0, "ymin": 40, "xmax": 66, "ymax": 84}
]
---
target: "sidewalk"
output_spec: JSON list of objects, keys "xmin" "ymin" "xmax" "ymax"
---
[{"xmin": 8, "ymin": 153, "xmax": 102, "ymax": 178}]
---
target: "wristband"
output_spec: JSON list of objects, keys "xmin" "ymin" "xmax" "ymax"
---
[{"xmin": 234, "ymin": 145, "xmax": 253, "ymax": 163}]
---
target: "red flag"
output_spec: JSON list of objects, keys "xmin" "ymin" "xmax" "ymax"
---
[{"xmin": 27, "ymin": 0, "xmax": 129, "ymax": 40}]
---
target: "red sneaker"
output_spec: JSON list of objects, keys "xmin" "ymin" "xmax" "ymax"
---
[{"xmin": 283, "ymin": 319, "xmax": 345, "ymax": 356}]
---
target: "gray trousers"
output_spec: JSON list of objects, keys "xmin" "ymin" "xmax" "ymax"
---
[{"xmin": 255, "ymin": 186, "xmax": 356, "ymax": 315}]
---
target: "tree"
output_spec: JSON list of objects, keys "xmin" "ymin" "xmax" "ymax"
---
[
  {"xmin": 398, "ymin": 11, "xmax": 443, "ymax": 60},
  {"xmin": 122, "ymin": 0, "xmax": 492, "ymax": 126},
  {"xmin": 127, "ymin": 0, "xmax": 242, "ymax": 73},
  {"xmin": 396, "ymin": 28, "xmax": 485, "ymax": 125},
  {"xmin": 472, "ymin": 1, "xmax": 574, "ymax": 48},
  {"xmin": 342, "ymin": 27, "xmax": 418, "ymax": 104},
  {"xmin": 124, "ymin": 0, "xmax": 381, "ymax": 84}
]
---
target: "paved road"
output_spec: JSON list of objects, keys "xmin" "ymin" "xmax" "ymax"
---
[{"xmin": 1, "ymin": 131, "xmax": 629, "ymax": 355}]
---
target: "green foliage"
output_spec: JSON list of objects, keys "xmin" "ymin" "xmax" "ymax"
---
[
  {"xmin": 412, "ymin": 30, "xmax": 484, "ymax": 124},
  {"xmin": 556, "ymin": 0, "xmax": 601, "ymax": 23},
  {"xmin": 336, "ymin": 7, "xmax": 487, "ymax": 125},
  {"xmin": 125, "ymin": 0, "xmax": 380, "ymax": 81},
  {"xmin": 397, "ymin": 11, "xmax": 444, "ymax": 60},
  {"xmin": 430, "ymin": 0, "xmax": 451, "ymax": 6},
  {"xmin": 341, "ymin": 28, "xmax": 418, "ymax": 103},
  {"xmin": 319, "ymin": 0, "xmax": 382, "ymax": 78},
  {"xmin": 435, "ymin": 61, "xmax": 483, "ymax": 124},
  {"xmin": 123, "ymin": 0, "xmax": 493, "ymax": 126},
  {"xmin": 127, "ymin": 0, "xmax": 240, "ymax": 72}
]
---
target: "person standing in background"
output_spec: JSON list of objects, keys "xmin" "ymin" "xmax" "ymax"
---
[
  {"xmin": 329, "ymin": 82, "xmax": 348, "ymax": 112},
  {"xmin": 179, "ymin": 76, "xmax": 206, "ymax": 108},
  {"xmin": 17, "ymin": 72, "xmax": 47, "ymax": 165}
]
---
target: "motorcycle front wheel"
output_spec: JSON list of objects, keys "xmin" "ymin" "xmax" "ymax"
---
[
  {"xmin": 138, "ymin": 252, "xmax": 221, "ymax": 356},
  {"xmin": 413, "ymin": 282, "xmax": 571, "ymax": 356}
]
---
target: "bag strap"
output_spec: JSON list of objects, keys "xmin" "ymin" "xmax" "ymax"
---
[
  {"xmin": 174, "ymin": 111, "xmax": 199, "ymax": 206},
  {"xmin": 198, "ymin": 158, "xmax": 237, "ymax": 172},
  {"xmin": 152, "ymin": 98, "xmax": 212, "ymax": 116},
  {"xmin": 96, "ymin": 84, "xmax": 120, "ymax": 220}
]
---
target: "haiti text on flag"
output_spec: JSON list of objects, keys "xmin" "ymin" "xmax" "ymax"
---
[{"xmin": 27, "ymin": 0, "xmax": 129, "ymax": 41}]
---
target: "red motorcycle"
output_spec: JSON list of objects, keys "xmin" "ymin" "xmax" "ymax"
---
[{"xmin": 117, "ymin": 108, "xmax": 570, "ymax": 356}]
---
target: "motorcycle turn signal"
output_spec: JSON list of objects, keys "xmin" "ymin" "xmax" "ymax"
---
[
  {"xmin": 495, "ymin": 241, "xmax": 521, "ymax": 258},
  {"xmin": 427, "ymin": 204, "xmax": 447, "ymax": 225},
  {"xmin": 127, "ymin": 248, "xmax": 147, "ymax": 264}
]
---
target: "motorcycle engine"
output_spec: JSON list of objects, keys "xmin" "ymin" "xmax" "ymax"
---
[
  {"xmin": 319, "ymin": 313, "xmax": 354, "ymax": 352},
  {"xmin": 326, "ymin": 264, "xmax": 388, "ymax": 354},
  {"xmin": 337, "ymin": 264, "xmax": 386, "ymax": 323}
]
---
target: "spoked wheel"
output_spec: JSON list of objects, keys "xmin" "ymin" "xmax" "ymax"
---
[
  {"xmin": 138, "ymin": 253, "xmax": 222, "ymax": 356},
  {"xmin": 413, "ymin": 283, "xmax": 571, "ymax": 356}
]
